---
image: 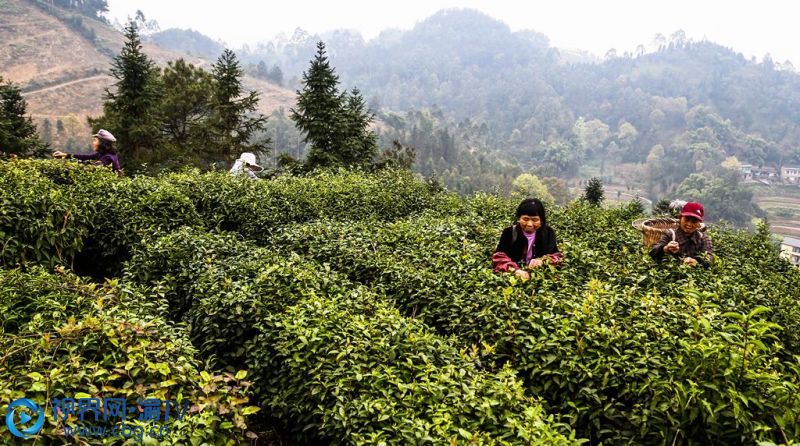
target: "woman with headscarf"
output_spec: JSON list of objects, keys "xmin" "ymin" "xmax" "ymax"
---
[{"xmin": 53, "ymin": 129, "xmax": 121, "ymax": 176}]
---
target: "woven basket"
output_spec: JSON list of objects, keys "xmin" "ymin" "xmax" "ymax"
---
[{"xmin": 632, "ymin": 218, "xmax": 707, "ymax": 248}]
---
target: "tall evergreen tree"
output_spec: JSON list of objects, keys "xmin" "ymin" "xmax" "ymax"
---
[
  {"xmin": 41, "ymin": 119, "xmax": 53, "ymax": 146},
  {"xmin": 292, "ymin": 42, "xmax": 377, "ymax": 169},
  {"xmin": 338, "ymin": 88, "xmax": 378, "ymax": 166},
  {"xmin": 292, "ymin": 41, "xmax": 344, "ymax": 168},
  {"xmin": 89, "ymin": 21, "xmax": 162, "ymax": 169},
  {"xmin": 267, "ymin": 64, "xmax": 284, "ymax": 86},
  {"xmin": 160, "ymin": 59, "xmax": 214, "ymax": 165},
  {"xmin": 207, "ymin": 49, "xmax": 268, "ymax": 165},
  {"xmin": 0, "ymin": 77, "xmax": 45, "ymax": 156}
]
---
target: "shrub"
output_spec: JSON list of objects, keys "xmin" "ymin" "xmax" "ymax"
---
[
  {"xmin": 0, "ymin": 160, "xmax": 97, "ymax": 268},
  {"xmin": 126, "ymin": 228, "xmax": 577, "ymax": 444},
  {"xmin": 252, "ymin": 293, "xmax": 576, "ymax": 445},
  {"xmin": 266, "ymin": 201, "xmax": 800, "ymax": 444},
  {"xmin": 0, "ymin": 267, "xmax": 258, "ymax": 444}
]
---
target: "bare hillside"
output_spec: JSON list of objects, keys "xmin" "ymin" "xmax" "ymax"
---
[{"xmin": 0, "ymin": 0, "xmax": 296, "ymax": 149}]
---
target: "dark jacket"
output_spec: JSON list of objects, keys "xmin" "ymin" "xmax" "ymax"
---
[
  {"xmin": 492, "ymin": 224, "xmax": 562, "ymax": 272},
  {"xmin": 73, "ymin": 152, "xmax": 121, "ymax": 176},
  {"xmin": 650, "ymin": 227, "xmax": 714, "ymax": 267}
]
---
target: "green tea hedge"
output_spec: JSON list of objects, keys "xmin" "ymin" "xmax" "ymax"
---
[
  {"xmin": 266, "ymin": 202, "xmax": 800, "ymax": 444},
  {"xmin": 0, "ymin": 267, "xmax": 258, "ymax": 444},
  {"xmin": 126, "ymin": 227, "xmax": 578, "ymax": 445}
]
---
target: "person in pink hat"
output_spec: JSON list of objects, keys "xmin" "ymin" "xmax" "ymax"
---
[
  {"xmin": 649, "ymin": 201, "xmax": 714, "ymax": 267},
  {"xmin": 53, "ymin": 129, "xmax": 121, "ymax": 176}
]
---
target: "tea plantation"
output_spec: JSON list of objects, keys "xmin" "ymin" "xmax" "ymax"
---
[{"xmin": 2, "ymin": 158, "xmax": 800, "ymax": 445}]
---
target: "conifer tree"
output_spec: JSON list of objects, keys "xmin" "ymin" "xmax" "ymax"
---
[
  {"xmin": 339, "ymin": 88, "xmax": 378, "ymax": 166},
  {"xmin": 89, "ymin": 21, "xmax": 162, "ymax": 169},
  {"xmin": 292, "ymin": 42, "xmax": 343, "ymax": 168},
  {"xmin": 160, "ymin": 59, "xmax": 214, "ymax": 165},
  {"xmin": 583, "ymin": 177, "xmax": 605, "ymax": 205},
  {"xmin": 41, "ymin": 119, "xmax": 53, "ymax": 146},
  {"xmin": 0, "ymin": 76, "xmax": 45, "ymax": 156},
  {"xmin": 207, "ymin": 49, "xmax": 268, "ymax": 165},
  {"xmin": 292, "ymin": 41, "xmax": 377, "ymax": 169}
]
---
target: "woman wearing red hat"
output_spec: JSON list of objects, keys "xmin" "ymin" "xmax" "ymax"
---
[
  {"xmin": 53, "ymin": 129, "xmax": 121, "ymax": 176},
  {"xmin": 650, "ymin": 201, "xmax": 714, "ymax": 267}
]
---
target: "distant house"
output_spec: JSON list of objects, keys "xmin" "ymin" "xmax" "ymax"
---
[
  {"xmin": 740, "ymin": 164, "xmax": 753, "ymax": 181},
  {"xmin": 750, "ymin": 166, "xmax": 780, "ymax": 183},
  {"xmin": 781, "ymin": 166, "xmax": 800, "ymax": 184},
  {"xmin": 781, "ymin": 237, "xmax": 800, "ymax": 266}
]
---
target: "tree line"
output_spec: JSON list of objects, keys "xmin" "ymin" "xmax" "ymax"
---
[{"xmin": 3, "ymin": 20, "xmax": 407, "ymax": 177}]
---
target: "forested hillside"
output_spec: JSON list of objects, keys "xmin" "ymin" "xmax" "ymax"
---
[
  {"xmin": 210, "ymin": 8, "xmax": 800, "ymax": 224},
  {"xmin": 6, "ymin": 3, "xmax": 800, "ymax": 225},
  {"xmin": 237, "ymin": 9, "xmax": 800, "ymax": 166}
]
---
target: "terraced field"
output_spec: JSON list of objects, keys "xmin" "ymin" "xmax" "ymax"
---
[{"xmin": 752, "ymin": 186, "xmax": 800, "ymax": 238}]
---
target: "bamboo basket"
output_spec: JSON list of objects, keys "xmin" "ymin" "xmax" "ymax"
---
[{"xmin": 632, "ymin": 218, "xmax": 706, "ymax": 248}]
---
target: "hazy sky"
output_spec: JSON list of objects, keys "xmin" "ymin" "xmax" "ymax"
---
[{"xmin": 107, "ymin": 0, "xmax": 799, "ymax": 66}]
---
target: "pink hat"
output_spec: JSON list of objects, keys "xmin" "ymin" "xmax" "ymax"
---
[
  {"xmin": 680, "ymin": 202, "xmax": 705, "ymax": 221},
  {"xmin": 93, "ymin": 129, "xmax": 116, "ymax": 143}
]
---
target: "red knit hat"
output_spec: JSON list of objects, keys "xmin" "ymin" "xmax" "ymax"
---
[{"xmin": 680, "ymin": 202, "xmax": 705, "ymax": 221}]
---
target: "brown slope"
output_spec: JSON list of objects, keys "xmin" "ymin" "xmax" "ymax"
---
[{"xmin": 1, "ymin": 0, "xmax": 296, "ymax": 149}]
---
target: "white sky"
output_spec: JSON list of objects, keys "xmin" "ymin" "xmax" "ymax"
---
[{"xmin": 107, "ymin": 0, "xmax": 800, "ymax": 66}]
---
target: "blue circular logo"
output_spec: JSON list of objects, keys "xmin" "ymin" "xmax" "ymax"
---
[{"xmin": 6, "ymin": 398, "xmax": 45, "ymax": 439}]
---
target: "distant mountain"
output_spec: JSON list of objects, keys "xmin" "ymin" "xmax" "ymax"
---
[
  {"xmin": 0, "ymin": 0, "xmax": 296, "ymax": 149},
  {"xmin": 235, "ymin": 8, "xmax": 800, "ymax": 170},
  {"xmin": 148, "ymin": 28, "xmax": 226, "ymax": 62}
]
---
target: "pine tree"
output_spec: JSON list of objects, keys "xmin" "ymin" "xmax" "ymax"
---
[
  {"xmin": 207, "ymin": 49, "xmax": 269, "ymax": 165},
  {"xmin": 375, "ymin": 140, "xmax": 416, "ymax": 170},
  {"xmin": 267, "ymin": 64, "xmax": 284, "ymax": 86},
  {"xmin": 338, "ymin": 88, "xmax": 378, "ymax": 166},
  {"xmin": 0, "ymin": 76, "xmax": 45, "ymax": 156},
  {"xmin": 160, "ymin": 59, "xmax": 214, "ymax": 165},
  {"xmin": 292, "ymin": 41, "xmax": 344, "ymax": 168},
  {"xmin": 583, "ymin": 177, "xmax": 605, "ymax": 205},
  {"xmin": 89, "ymin": 21, "xmax": 162, "ymax": 169},
  {"xmin": 292, "ymin": 42, "xmax": 377, "ymax": 169}
]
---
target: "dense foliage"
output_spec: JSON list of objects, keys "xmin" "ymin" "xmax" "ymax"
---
[
  {"xmin": 264, "ymin": 202, "xmax": 800, "ymax": 444},
  {"xmin": 89, "ymin": 23, "xmax": 270, "ymax": 173},
  {"xmin": 0, "ymin": 76, "xmax": 46, "ymax": 156},
  {"xmin": 3, "ymin": 158, "xmax": 800, "ymax": 444},
  {"xmin": 0, "ymin": 267, "xmax": 259, "ymax": 444},
  {"xmin": 125, "ymin": 228, "xmax": 576, "ymax": 444}
]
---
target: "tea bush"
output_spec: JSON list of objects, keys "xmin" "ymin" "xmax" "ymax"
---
[
  {"xmin": 0, "ymin": 160, "xmax": 96, "ymax": 267},
  {"xmin": 253, "ymin": 292, "xmax": 576, "ymax": 445},
  {"xmin": 0, "ymin": 160, "xmax": 202, "ymax": 276},
  {"xmin": 266, "ymin": 202, "xmax": 800, "ymax": 444},
  {"xmin": 126, "ymin": 227, "xmax": 352, "ymax": 367},
  {"xmin": 2, "ymin": 160, "xmax": 446, "ymax": 272},
  {"xmin": 6, "ymin": 159, "xmax": 800, "ymax": 444},
  {"xmin": 162, "ymin": 168, "xmax": 447, "ymax": 243},
  {"xmin": 0, "ymin": 267, "xmax": 258, "ymax": 444},
  {"xmin": 126, "ymin": 227, "xmax": 578, "ymax": 445}
]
